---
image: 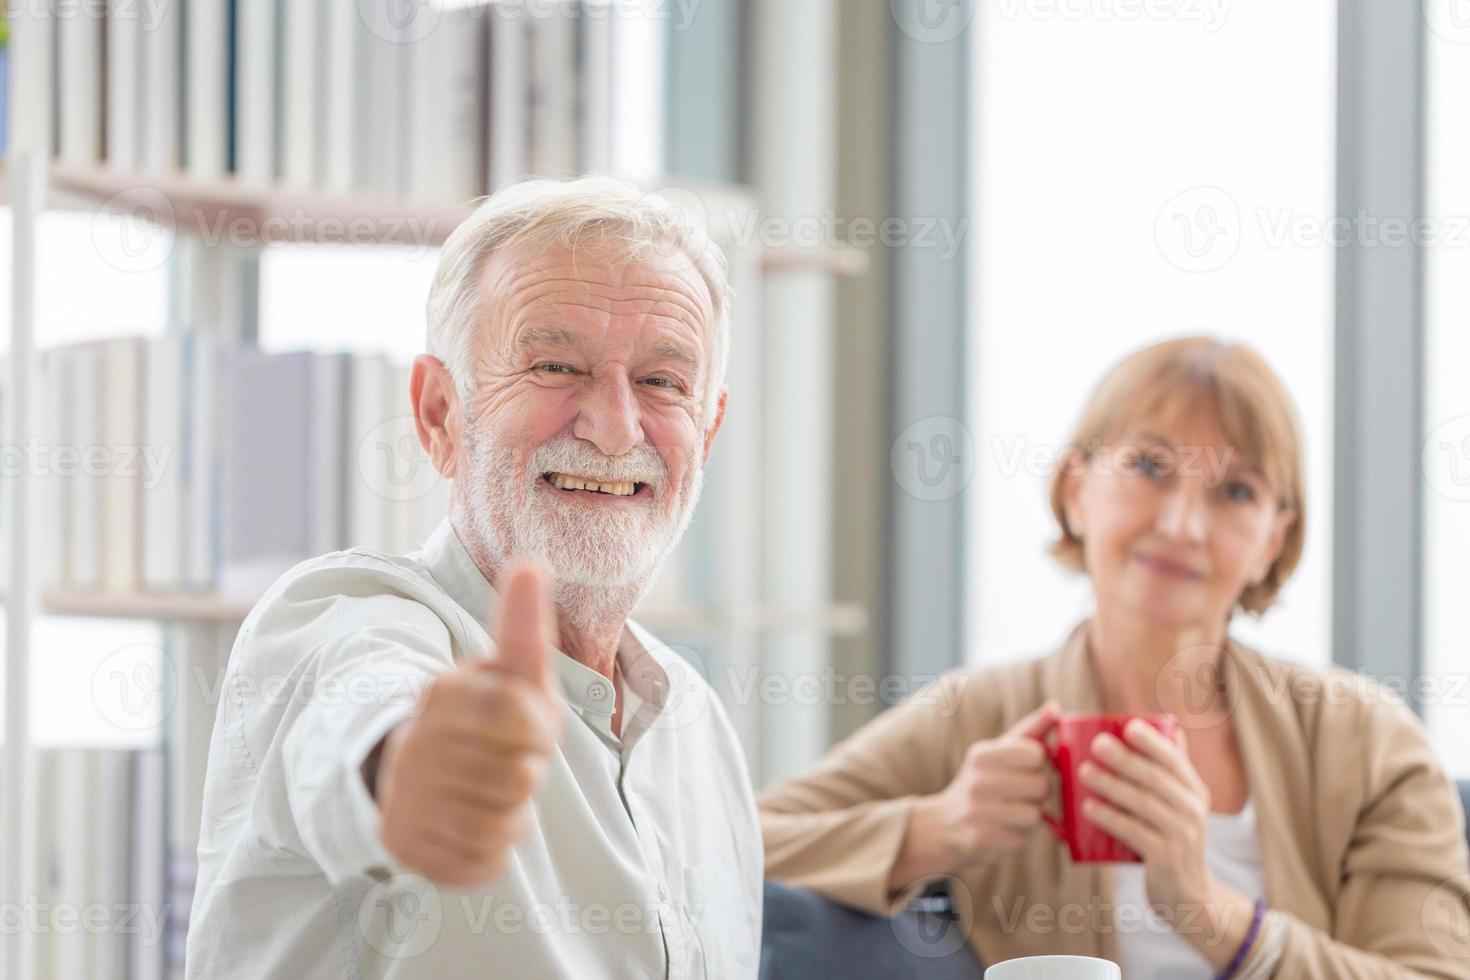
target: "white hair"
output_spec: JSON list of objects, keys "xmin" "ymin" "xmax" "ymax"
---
[{"xmin": 425, "ymin": 175, "xmax": 732, "ymax": 421}]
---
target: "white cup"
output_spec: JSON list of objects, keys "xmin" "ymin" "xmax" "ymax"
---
[{"xmin": 984, "ymin": 955, "xmax": 1122, "ymax": 979}]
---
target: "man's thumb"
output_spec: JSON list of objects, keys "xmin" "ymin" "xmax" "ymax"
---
[{"xmin": 488, "ymin": 559, "xmax": 558, "ymax": 692}]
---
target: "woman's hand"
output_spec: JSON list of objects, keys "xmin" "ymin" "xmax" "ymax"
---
[
  {"xmin": 1078, "ymin": 720, "xmax": 1255, "ymax": 968},
  {"xmin": 888, "ymin": 701, "xmax": 1061, "ymax": 894}
]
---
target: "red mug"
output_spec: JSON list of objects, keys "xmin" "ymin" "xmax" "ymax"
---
[{"xmin": 1030, "ymin": 713, "xmax": 1179, "ymax": 863}]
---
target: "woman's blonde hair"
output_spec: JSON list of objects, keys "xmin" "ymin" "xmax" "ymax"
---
[{"xmin": 1047, "ymin": 336, "xmax": 1306, "ymax": 615}]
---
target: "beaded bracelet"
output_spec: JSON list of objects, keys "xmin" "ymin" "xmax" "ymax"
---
[{"xmin": 1215, "ymin": 899, "xmax": 1267, "ymax": 980}]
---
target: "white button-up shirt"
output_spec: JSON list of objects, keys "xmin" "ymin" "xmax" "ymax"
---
[{"xmin": 186, "ymin": 519, "xmax": 763, "ymax": 979}]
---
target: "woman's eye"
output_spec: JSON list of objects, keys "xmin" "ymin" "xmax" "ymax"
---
[
  {"xmin": 1128, "ymin": 451, "xmax": 1169, "ymax": 478},
  {"xmin": 1223, "ymin": 481, "xmax": 1257, "ymax": 503}
]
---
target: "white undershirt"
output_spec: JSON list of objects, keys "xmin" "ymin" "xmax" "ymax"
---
[{"xmin": 1112, "ymin": 799, "xmax": 1265, "ymax": 979}]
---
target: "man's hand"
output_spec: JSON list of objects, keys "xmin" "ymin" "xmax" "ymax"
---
[{"xmin": 376, "ymin": 560, "xmax": 564, "ymax": 890}]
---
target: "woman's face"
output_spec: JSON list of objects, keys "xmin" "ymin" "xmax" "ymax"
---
[{"xmin": 1062, "ymin": 415, "xmax": 1296, "ymax": 632}]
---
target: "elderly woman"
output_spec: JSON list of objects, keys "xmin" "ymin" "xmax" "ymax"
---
[{"xmin": 760, "ymin": 337, "xmax": 1470, "ymax": 977}]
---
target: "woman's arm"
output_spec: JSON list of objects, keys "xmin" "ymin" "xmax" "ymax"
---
[
  {"xmin": 1252, "ymin": 696, "xmax": 1470, "ymax": 979},
  {"xmin": 759, "ymin": 673, "xmax": 969, "ymax": 915},
  {"xmin": 760, "ymin": 672, "xmax": 1059, "ymax": 916}
]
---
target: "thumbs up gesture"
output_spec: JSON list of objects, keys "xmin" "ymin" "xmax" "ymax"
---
[{"xmin": 376, "ymin": 560, "xmax": 564, "ymax": 890}]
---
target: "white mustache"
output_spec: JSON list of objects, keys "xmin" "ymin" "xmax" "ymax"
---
[{"xmin": 528, "ymin": 435, "xmax": 666, "ymax": 487}]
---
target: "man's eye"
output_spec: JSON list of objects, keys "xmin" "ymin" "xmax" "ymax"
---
[
  {"xmin": 643, "ymin": 376, "xmax": 683, "ymax": 392},
  {"xmin": 535, "ymin": 363, "xmax": 575, "ymax": 375}
]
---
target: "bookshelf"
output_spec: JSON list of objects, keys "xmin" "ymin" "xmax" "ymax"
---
[{"xmin": 1, "ymin": 4, "xmax": 869, "ymax": 978}]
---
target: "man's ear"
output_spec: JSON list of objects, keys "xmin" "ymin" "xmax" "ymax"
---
[
  {"xmin": 701, "ymin": 386, "xmax": 729, "ymax": 467},
  {"xmin": 412, "ymin": 354, "xmax": 460, "ymax": 479}
]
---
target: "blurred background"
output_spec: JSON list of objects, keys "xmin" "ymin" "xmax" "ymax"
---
[{"xmin": 0, "ymin": 0, "xmax": 1467, "ymax": 975}]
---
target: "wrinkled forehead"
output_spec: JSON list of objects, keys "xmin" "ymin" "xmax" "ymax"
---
[{"xmin": 473, "ymin": 240, "xmax": 715, "ymax": 350}]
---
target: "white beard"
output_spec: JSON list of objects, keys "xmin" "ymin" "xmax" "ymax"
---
[{"xmin": 459, "ymin": 421, "xmax": 705, "ymax": 632}]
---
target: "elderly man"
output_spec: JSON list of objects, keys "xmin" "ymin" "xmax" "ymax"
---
[{"xmin": 186, "ymin": 177, "xmax": 761, "ymax": 978}]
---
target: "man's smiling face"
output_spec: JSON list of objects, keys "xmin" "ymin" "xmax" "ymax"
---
[{"xmin": 454, "ymin": 240, "xmax": 726, "ymax": 598}]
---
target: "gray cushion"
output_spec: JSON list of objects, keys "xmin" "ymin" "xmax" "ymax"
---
[
  {"xmin": 1460, "ymin": 780, "xmax": 1470, "ymax": 851},
  {"xmin": 760, "ymin": 880, "xmax": 982, "ymax": 980}
]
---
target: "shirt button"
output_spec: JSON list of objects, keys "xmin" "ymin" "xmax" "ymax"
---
[
  {"xmin": 657, "ymin": 881, "xmax": 670, "ymax": 901},
  {"xmin": 588, "ymin": 681, "xmax": 610, "ymax": 702}
]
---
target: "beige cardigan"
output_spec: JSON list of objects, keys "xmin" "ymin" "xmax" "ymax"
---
[{"xmin": 760, "ymin": 621, "xmax": 1470, "ymax": 977}]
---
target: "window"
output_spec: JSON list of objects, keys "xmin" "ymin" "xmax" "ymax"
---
[
  {"xmin": 965, "ymin": 4, "xmax": 1337, "ymax": 667},
  {"xmin": 1422, "ymin": 19, "xmax": 1470, "ymax": 779}
]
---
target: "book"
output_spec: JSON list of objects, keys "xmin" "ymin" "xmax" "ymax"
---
[
  {"xmin": 185, "ymin": 0, "xmax": 231, "ymax": 179},
  {"xmin": 141, "ymin": 0, "xmax": 183, "ymax": 173},
  {"xmin": 57, "ymin": 2, "xmax": 104, "ymax": 165},
  {"xmin": 143, "ymin": 337, "xmax": 186, "ymax": 592},
  {"xmin": 220, "ymin": 349, "xmax": 314, "ymax": 598},
  {"xmin": 102, "ymin": 338, "xmax": 145, "ymax": 593},
  {"xmin": 182, "ymin": 332, "xmax": 222, "ymax": 591},
  {"xmin": 279, "ymin": 0, "xmax": 319, "ymax": 188},
  {"xmin": 408, "ymin": 5, "xmax": 488, "ymax": 205},
  {"xmin": 320, "ymin": 0, "xmax": 358, "ymax": 195},
  {"xmin": 106, "ymin": 0, "xmax": 144, "ymax": 172},
  {"xmin": 233, "ymin": 0, "xmax": 277, "ymax": 185},
  {"xmin": 9, "ymin": 0, "xmax": 55, "ymax": 157},
  {"xmin": 528, "ymin": 1, "xmax": 578, "ymax": 177},
  {"xmin": 69, "ymin": 344, "xmax": 105, "ymax": 591},
  {"xmin": 487, "ymin": 3, "xmax": 528, "ymax": 190}
]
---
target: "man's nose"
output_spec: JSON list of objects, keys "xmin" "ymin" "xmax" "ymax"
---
[
  {"xmin": 1156, "ymin": 479, "xmax": 1209, "ymax": 542},
  {"xmin": 572, "ymin": 371, "xmax": 643, "ymax": 458}
]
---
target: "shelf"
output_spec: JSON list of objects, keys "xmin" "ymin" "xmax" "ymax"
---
[
  {"xmin": 12, "ymin": 590, "xmax": 868, "ymax": 636},
  {"xmin": 2, "ymin": 163, "xmax": 871, "ymax": 277}
]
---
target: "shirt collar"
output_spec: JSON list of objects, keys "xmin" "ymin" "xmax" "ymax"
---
[{"xmin": 417, "ymin": 518, "xmax": 672, "ymax": 722}]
